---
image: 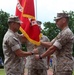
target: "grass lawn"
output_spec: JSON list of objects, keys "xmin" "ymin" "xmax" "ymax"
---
[
  {"xmin": 73, "ymin": 71, "xmax": 74, "ymax": 75},
  {"xmin": 0, "ymin": 69, "xmax": 5, "ymax": 75}
]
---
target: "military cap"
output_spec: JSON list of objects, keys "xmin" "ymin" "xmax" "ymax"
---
[
  {"xmin": 54, "ymin": 12, "xmax": 69, "ymax": 21},
  {"xmin": 8, "ymin": 16, "xmax": 23, "ymax": 23}
]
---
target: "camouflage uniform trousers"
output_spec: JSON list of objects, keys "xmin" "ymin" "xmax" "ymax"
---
[
  {"xmin": 28, "ymin": 68, "xmax": 47, "ymax": 75},
  {"xmin": 53, "ymin": 71, "xmax": 73, "ymax": 75}
]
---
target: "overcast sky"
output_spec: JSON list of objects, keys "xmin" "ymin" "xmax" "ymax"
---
[{"xmin": 0, "ymin": 0, "xmax": 74, "ymax": 23}]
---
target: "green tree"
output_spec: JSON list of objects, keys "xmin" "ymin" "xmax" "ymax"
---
[
  {"xmin": 42, "ymin": 22, "xmax": 60, "ymax": 41},
  {"xmin": 68, "ymin": 11, "xmax": 74, "ymax": 33},
  {"xmin": 0, "ymin": 10, "xmax": 10, "ymax": 58}
]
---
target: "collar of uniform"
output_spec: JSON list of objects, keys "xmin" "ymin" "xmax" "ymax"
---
[
  {"xmin": 8, "ymin": 29, "xmax": 18, "ymax": 36},
  {"xmin": 62, "ymin": 26, "xmax": 69, "ymax": 32},
  {"xmin": 8, "ymin": 29, "xmax": 14, "ymax": 33},
  {"xmin": 59, "ymin": 26, "xmax": 69, "ymax": 35}
]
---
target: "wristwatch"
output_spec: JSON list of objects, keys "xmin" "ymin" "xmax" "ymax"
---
[{"xmin": 39, "ymin": 55, "xmax": 42, "ymax": 59}]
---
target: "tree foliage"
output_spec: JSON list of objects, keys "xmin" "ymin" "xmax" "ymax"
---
[
  {"xmin": 68, "ymin": 11, "xmax": 74, "ymax": 33},
  {"xmin": 42, "ymin": 22, "xmax": 60, "ymax": 41},
  {"xmin": 0, "ymin": 10, "xmax": 10, "ymax": 58}
]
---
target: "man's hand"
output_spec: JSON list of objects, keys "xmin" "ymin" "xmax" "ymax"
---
[
  {"xmin": 33, "ymin": 48, "xmax": 39, "ymax": 54},
  {"xmin": 35, "ymin": 54, "xmax": 40, "ymax": 60}
]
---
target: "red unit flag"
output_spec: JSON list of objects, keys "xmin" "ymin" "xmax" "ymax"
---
[{"xmin": 15, "ymin": 0, "xmax": 41, "ymax": 45}]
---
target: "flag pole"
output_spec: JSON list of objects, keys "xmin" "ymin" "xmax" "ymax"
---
[{"xmin": 35, "ymin": 0, "xmax": 37, "ymax": 20}]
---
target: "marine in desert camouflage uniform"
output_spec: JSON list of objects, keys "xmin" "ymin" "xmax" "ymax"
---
[
  {"xmin": 2, "ymin": 16, "xmax": 36, "ymax": 75},
  {"xmin": 25, "ymin": 21, "xmax": 50, "ymax": 75},
  {"xmin": 52, "ymin": 27, "xmax": 74, "ymax": 75},
  {"xmin": 35, "ymin": 13, "xmax": 74, "ymax": 75},
  {"xmin": 25, "ymin": 34, "xmax": 49, "ymax": 75}
]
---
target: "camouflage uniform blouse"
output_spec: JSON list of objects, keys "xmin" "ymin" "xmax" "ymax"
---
[
  {"xmin": 52, "ymin": 26, "xmax": 74, "ymax": 72},
  {"xmin": 25, "ymin": 35, "xmax": 49, "ymax": 69},
  {"xmin": 2, "ymin": 29, "xmax": 25, "ymax": 75}
]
